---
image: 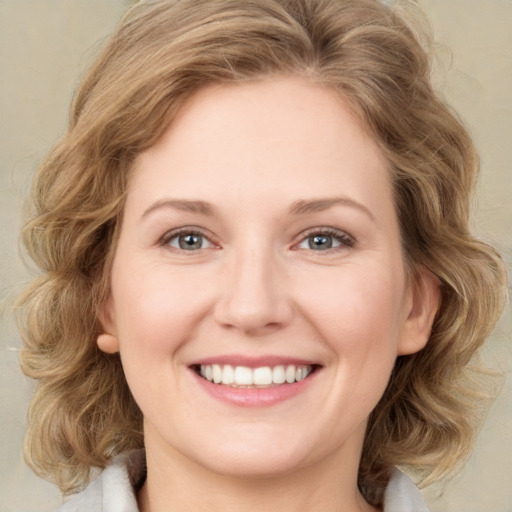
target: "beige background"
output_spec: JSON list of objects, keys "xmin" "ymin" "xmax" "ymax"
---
[{"xmin": 0, "ymin": 1, "xmax": 510, "ymax": 511}]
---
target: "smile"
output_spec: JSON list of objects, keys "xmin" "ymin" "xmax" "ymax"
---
[{"xmin": 195, "ymin": 364, "xmax": 315, "ymax": 387}]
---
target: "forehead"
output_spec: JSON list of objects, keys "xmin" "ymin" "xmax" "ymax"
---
[{"xmin": 129, "ymin": 77, "xmax": 393, "ymax": 220}]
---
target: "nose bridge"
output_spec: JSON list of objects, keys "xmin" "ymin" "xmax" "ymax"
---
[{"xmin": 214, "ymin": 236, "xmax": 292, "ymax": 334}]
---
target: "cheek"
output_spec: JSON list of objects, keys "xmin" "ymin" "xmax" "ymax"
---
[
  {"xmin": 110, "ymin": 257, "xmax": 216, "ymax": 357},
  {"xmin": 108, "ymin": 259, "xmax": 217, "ymax": 419},
  {"xmin": 297, "ymin": 261, "xmax": 407, "ymax": 366}
]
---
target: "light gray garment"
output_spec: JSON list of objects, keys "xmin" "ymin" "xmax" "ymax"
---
[{"xmin": 56, "ymin": 450, "xmax": 430, "ymax": 511}]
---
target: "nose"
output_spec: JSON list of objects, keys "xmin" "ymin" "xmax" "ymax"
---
[{"xmin": 213, "ymin": 244, "xmax": 294, "ymax": 336}]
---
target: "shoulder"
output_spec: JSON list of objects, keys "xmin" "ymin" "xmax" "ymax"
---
[
  {"xmin": 54, "ymin": 450, "xmax": 145, "ymax": 512},
  {"xmin": 383, "ymin": 468, "xmax": 430, "ymax": 512}
]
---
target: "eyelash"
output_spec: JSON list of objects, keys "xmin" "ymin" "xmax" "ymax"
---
[{"xmin": 159, "ymin": 227, "xmax": 355, "ymax": 253}]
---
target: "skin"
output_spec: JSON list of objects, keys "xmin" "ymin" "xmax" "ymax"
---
[{"xmin": 98, "ymin": 76, "xmax": 439, "ymax": 512}]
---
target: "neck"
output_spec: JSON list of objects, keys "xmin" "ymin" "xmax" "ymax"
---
[{"xmin": 138, "ymin": 428, "xmax": 379, "ymax": 512}]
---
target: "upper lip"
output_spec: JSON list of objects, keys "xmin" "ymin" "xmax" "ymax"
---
[{"xmin": 189, "ymin": 354, "xmax": 321, "ymax": 368}]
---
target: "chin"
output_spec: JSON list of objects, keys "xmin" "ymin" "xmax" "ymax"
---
[
  {"xmin": 198, "ymin": 451, "xmax": 308, "ymax": 479},
  {"xmin": 182, "ymin": 429, "xmax": 315, "ymax": 479}
]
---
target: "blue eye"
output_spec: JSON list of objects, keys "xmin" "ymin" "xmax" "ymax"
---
[
  {"xmin": 164, "ymin": 231, "xmax": 213, "ymax": 251},
  {"xmin": 297, "ymin": 229, "xmax": 354, "ymax": 251},
  {"xmin": 308, "ymin": 234, "xmax": 336, "ymax": 250}
]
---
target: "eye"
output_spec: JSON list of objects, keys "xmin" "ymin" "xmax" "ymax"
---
[
  {"xmin": 162, "ymin": 229, "xmax": 215, "ymax": 251},
  {"xmin": 296, "ymin": 228, "xmax": 355, "ymax": 252}
]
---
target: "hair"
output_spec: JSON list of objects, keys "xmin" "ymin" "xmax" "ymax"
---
[{"xmin": 17, "ymin": 0, "xmax": 507, "ymax": 506}]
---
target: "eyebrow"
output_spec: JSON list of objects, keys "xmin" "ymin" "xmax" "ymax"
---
[
  {"xmin": 141, "ymin": 196, "xmax": 374, "ymax": 221},
  {"xmin": 142, "ymin": 199, "xmax": 214, "ymax": 218},
  {"xmin": 289, "ymin": 197, "xmax": 375, "ymax": 221}
]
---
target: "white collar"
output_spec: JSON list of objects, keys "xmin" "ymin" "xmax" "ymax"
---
[{"xmin": 58, "ymin": 450, "xmax": 430, "ymax": 511}]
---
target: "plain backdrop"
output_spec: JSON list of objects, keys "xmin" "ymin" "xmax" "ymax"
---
[{"xmin": 0, "ymin": 1, "xmax": 510, "ymax": 511}]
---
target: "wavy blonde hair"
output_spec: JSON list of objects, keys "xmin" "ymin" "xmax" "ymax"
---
[{"xmin": 17, "ymin": 0, "xmax": 506, "ymax": 506}]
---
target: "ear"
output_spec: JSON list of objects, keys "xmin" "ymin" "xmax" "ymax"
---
[
  {"xmin": 96, "ymin": 297, "xmax": 120, "ymax": 354},
  {"xmin": 398, "ymin": 266, "xmax": 441, "ymax": 356},
  {"xmin": 97, "ymin": 333, "xmax": 120, "ymax": 354}
]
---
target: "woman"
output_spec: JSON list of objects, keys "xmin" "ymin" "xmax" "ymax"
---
[{"xmin": 17, "ymin": 0, "xmax": 507, "ymax": 511}]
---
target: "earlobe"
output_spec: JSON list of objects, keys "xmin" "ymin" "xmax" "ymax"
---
[
  {"xmin": 398, "ymin": 267, "xmax": 441, "ymax": 356},
  {"xmin": 96, "ymin": 297, "xmax": 119, "ymax": 354},
  {"xmin": 97, "ymin": 333, "xmax": 120, "ymax": 354}
]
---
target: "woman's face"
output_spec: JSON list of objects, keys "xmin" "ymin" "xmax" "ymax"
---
[{"xmin": 100, "ymin": 77, "xmax": 436, "ymax": 478}]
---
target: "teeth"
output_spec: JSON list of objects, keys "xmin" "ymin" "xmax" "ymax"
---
[
  {"xmin": 272, "ymin": 365, "xmax": 286, "ymax": 384},
  {"xmin": 222, "ymin": 365, "xmax": 234, "ymax": 384},
  {"xmin": 198, "ymin": 364, "xmax": 314, "ymax": 387},
  {"xmin": 285, "ymin": 365, "xmax": 296, "ymax": 383},
  {"xmin": 234, "ymin": 366, "xmax": 253, "ymax": 385},
  {"xmin": 253, "ymin": 367, "xmax": 272, "ymax": 385},
  {"xmin": 212, "ymin": 364, "xmax": 222, "ymax": 384}
]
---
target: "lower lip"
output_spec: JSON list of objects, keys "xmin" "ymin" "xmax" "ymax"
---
[{"xmin": 191, "ymin": 369, "xmax": 318, "ymax": 407}]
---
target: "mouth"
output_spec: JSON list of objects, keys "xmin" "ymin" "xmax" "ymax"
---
[{"xmin": 191, "ymin": 363, "xmax": 319, "ymax": 388}]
